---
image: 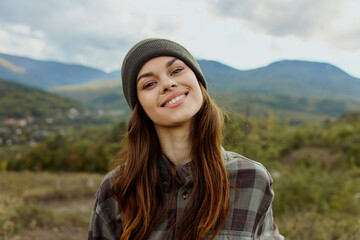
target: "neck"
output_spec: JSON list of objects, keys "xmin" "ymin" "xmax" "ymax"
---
[{"xmin": 154, "ymin": 122, "xmax": 192, "ymax": 167}]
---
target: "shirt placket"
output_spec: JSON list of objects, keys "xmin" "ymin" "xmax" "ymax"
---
[
  {"xmin": 174, "ymin": 162, "xmax": 193, "ymax": 237},
  {"xmin": 158, "ymin": 155, "xmax": 194, "ymax": 239},
  {"xmin": 174, "ymin": 184, "xmax": 192, "ymax": 237}
]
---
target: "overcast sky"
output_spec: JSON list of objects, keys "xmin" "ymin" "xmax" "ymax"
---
[{"xmin": 0, "ymin": 0, "xmax": 359, "ymax": 78}]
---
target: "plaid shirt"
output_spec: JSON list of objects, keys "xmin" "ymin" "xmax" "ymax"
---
[{"xmin": 88, "ymin": 149, "xmax": 284, "ymax": 240}]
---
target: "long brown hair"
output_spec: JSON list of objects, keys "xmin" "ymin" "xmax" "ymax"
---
[{"xmin": 112, "ymin": 85, "xmax": 230, "ymax": 239}]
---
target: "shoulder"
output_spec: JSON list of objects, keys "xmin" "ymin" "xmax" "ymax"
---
[
  {"xmin": 222, "ymin": 149, "xmax": 272, "ymax": 180},
  {"xmin": 221, "ymin": 149, "xmax": 277, "ymax": 233},
  {"xmin": 93, "ymin": 168, "xmax": 121, "ymax": 225},
  {"xmin": 96, "ymin": 168, "xmax": 119, "ymax": 204},
  {"xmin": 89, "ymin": 168, "xmax": 122, "ymax": 239},
  {"xmin": 222, "ymin": 149, "xmax": 273, "ymax": 191}
]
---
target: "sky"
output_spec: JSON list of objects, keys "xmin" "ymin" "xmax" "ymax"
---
[{"xmin": 0, "ymin": 0, "xmax": 360, "ymax": 78}]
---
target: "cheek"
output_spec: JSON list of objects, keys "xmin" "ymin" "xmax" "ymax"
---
[
  {"xmin": 138, "ymin": 95, "xmax": 148, "ymax": 110},
  {"xmin": 137, "ymin": 91, "xmax": 146, "ymax": 109},
  {"xmin": 137, "ymin": 92, "xmax": 156, "ymax": 114},
  {"xmin": 194, "ymin": 84, "xmax": 204, "ymax": 102},
  {"xmin": 137, "ymin": 88, "xmax": 148, "ymax": 105}
]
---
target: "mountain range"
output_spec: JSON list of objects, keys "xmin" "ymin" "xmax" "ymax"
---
[
  {"xmin": 1, "ymin": 52, "xmax": 360, "ymax": 122},
  {"xmin": 199, "ymin": 60, "xmax": 360, "ymax": 102},
  {"xmin": 1, "ymin": 52, "xmax": 360, "ymax": 102}
]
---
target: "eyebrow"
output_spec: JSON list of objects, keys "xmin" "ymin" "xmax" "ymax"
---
[
  {"xmin": 166, "ymin": 57, "xmax": 178, "ymax": 68},
  {"xmin": 137, "ymin": 72, "xmax": 154, "ymax": 82},
  {"xmin": 137, "ymin": 58, "xmax": 179, "ymax": 82}
]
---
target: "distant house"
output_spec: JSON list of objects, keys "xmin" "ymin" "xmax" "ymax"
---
[
  {"xmin": 4, "ymin": 118, "xmax": 27, "ymax": 127},
  {"xmin": 17, "ymin": 119, "xmax": 27, "ymax": 127},
  {"xmin": 4, "ymin": 118, "xmax": 16, "ymax": 125}
]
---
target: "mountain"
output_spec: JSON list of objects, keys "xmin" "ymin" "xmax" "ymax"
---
[
  {"xmin": 199, "ymin": 60, "xmax": 360, "ymax": 102},
  {"xmin": 0, "ymin": 53, "xmax": 117, "ymax": 89}
]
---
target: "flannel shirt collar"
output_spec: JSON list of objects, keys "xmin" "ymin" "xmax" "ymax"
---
[
  {"xmin": 158, "ymin": 154, "xmax": 193, "ymax": 191},
  {"xmin": 158, "ymin": 148, "xmax": 227, "ymax": 191}
]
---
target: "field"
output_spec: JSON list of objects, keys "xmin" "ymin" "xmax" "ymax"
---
[
  {"xmin": 2, "ymin": 113, "xmax": 360, "ymax": 239},
  {"xmin": 0, "ymin": 172, "xmax": 104, "ymax": 240},
  {"xmin": 2, "ymin": 169, "xmax": 360, "ymax": 240}
]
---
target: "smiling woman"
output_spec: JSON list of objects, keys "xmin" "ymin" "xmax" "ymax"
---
[{"xmin": 88, "ymin": 38, "xmax": 284, "ymax": 240}]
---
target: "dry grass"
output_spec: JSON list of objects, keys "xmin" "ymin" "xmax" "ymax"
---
[
  {"xmin": 2, "ymin": 170, "xmax": 359, "ymax": 239},
  {"xmin": 0, "ymin": 171, "xmax": 104, "ymax": 239}
]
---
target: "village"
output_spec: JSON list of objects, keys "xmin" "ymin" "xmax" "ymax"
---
[{"xmin": 0, "ymin": 107, "xmax": 113, "ymax": 150}]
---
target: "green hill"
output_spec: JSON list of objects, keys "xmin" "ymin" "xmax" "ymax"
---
[
  {"xmin": 51, "ymin": 79, "xmax": 130, "ymax": 116},
  {"xmin": 0, "ymin": 78, "xmax": 85, "ymax": 119},
  {"xmin": 213, "ymin": 93, "xmax": 360, "ymax": 124}
]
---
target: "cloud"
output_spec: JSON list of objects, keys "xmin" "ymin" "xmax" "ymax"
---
[
  {"xmin": 209, "ymin": 0, "xmax": 360, "ymax": 50},
  {"xmin": 209, "ymin": 0, "xmax": 344, "ymax": 36},
  {"xmin": 0, "ymin": 0, "xmax": 150, "ymax": 70},
  {"xmin": 0, "ymin": 0, "xmax": 359, "ymax": 78},
  {"xmin": 0, "ymin": 0, "xmax": 202, "ymax": 71},
  {"xmin": 0, "ymin": 0, "xmax": 205, "ymax": 71}
]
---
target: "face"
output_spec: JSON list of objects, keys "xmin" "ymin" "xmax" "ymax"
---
[{"xmin": 136, "ymin": 56, "xmax": 203, "ymax": 129}]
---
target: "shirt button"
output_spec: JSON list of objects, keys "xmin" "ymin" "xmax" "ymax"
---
[{"xmin": 182, "ymin": 192, "xmax": 189, "ymax": 200}]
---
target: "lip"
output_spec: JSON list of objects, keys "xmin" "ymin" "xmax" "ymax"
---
[{"xmin": 160, "ymin": 91, "xmax": 189, "ymax": 108}]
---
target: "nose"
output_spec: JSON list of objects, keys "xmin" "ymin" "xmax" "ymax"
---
[{"xmin": 161, "ymin": 77, "xmax": 177, "ymax": 94}]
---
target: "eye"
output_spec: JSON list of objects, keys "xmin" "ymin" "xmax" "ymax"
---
[
  {"xmin": 171, "ymin": 67, "xmax": 184, "ymax": 75},
  {"xmin": 143, "ymin": 81, "xmax": 156, "ymax": 89}
]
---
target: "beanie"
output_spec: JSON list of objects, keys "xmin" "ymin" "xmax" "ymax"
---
[{"xmin": 121, "ymin": 38, "xmax": 207, "ymax": 110}]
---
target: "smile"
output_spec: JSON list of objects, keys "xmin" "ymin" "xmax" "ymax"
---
[{"xmin": 162, "ymin": 93, "xmax": 187, "ymax": 107}]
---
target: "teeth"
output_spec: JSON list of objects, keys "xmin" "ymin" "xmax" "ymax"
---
[{"xmin": 164, "ymin": 94, "xmax": 186, "ymax": 107}]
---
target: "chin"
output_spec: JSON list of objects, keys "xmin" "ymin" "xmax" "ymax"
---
[{"xmin": 153, "ymin": 117, "xmax": 192, "ymax": 129}]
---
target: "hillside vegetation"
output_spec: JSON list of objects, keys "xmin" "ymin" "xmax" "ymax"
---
[
  {"xmin": 0, "ymin": 78, "xmax": 85, "ymax": 119},
  {"xmin": 0, "ymin": 78, "xmax": 117, "ymax": 152},
  {"xmin": 214, "ymin": 92, "xmax": 360, "ymax": 123},
  {"xmin": 52, "ymin": 79, "xmax": 129, "ymax": 114}
]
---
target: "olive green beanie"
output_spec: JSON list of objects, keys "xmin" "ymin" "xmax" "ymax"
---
[{"xmin": 121, "ymin": 38, "xmax": 207, "ymax": 110}]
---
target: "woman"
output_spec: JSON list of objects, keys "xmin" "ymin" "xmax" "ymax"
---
[{"xmin": 88, "ymin": 38, "xmax": 284, "ymax": 240}]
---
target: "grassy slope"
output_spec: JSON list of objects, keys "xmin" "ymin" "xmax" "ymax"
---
[{"xmin": 0, "ymin": 78, "xmax": 85, "ymax": 118}]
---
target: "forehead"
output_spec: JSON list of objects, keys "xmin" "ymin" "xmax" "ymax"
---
[{"xmin": 138, "ymin": 56, "xmax": 180, "ymax": 73}]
